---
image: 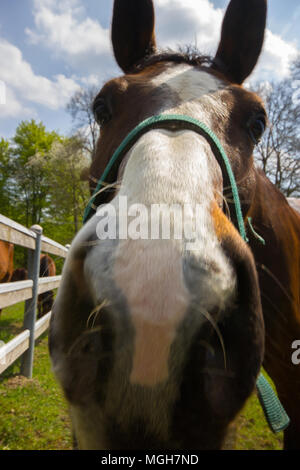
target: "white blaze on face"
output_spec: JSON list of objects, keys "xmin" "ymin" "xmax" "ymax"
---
[
  {"xmin": 152, "ymin": 63, "xmax": 224, "ymax": 102},
  {"xmin": 111, "ymin": 67, "xmax": 235, "ymax": 387},
  {"xmin": 114, "ymin": 237, "xmax": 189, "ymax": 386},
  {"xmin": 152, "ymin": 64, "xmax": 228, "ymax": 121}
]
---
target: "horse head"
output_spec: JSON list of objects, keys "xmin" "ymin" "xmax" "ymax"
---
[{"xmin": 50, "ymin": 0, "xmax": 267, "ymax": 450}]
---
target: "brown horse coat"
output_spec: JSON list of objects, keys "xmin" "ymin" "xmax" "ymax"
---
[
  {"xmin": 0, "ymin": 241, "xmax": 14, "ymax": 284},
  {"xmin": 38, "ymin": 254, "xmax": 56, "ymax": 319},
  {"xmin": 49, "ymin": 0, "xmax": 300, "ymax": 450},
  {"xmin": 0, "ymin": 241, "xmax": 14, "ymax": 315}
]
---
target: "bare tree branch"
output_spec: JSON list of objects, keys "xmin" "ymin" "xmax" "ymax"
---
[
  {"xmin": 252, "ymin": 75, "xmax": 300, "ymax": 197},
  {"xmin": 66, "ymin": 86, "xmax": 100, "ymax": 160}
]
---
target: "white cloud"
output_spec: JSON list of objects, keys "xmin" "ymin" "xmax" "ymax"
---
[
  {"xmin": 155, "ymin": 0, "xmax": 223, "ymax": 54},
  {"xmin": 26, "ymin": 0, "xmax": 112, "ymax": 74},
  {"xmin": 1, "ymin": 0, "xmax": 299, "ymax": 125},
  {"xmin": 155, "ymin": 0, "xmax": 298, "ymax": 82},
  {"xmin": 251, "ymin": 30, "xmax": 298, "ymax": 82},
  {"xmin": 78, "ymin": 74, "xmax": 102, "ymax": 87},
  {"xmin": 26, "ymin": 9, "xmax": 109, "ymax": 56},
  {"xmin": 0, "ymin": 86, "xmax": 34, "ymax": 119},
  {"xmin": 28, "ymin": 0, "xmax": 299, "ymax": 83},
  {"xmin": 0, "ymin": 38, "xmax": 80, "ymax": 119}
]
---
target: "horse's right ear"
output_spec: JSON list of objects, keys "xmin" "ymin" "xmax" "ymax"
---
[{"xmin": 112, "ymin": 0, "xmax": 156, "ymax": 73}]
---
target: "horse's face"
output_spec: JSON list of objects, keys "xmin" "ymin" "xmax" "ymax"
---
[{"xmin": 50, "ymin": 0, "xmax": 267, "ymax": 450}]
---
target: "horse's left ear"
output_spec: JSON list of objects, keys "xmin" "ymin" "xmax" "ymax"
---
[
  {"xmin": 111, "ymin": 0, "xmax": 156, "ymax": 73},
  {"xmin": 213, "ymin": 0, "xmax": 267, "ymax": 84}
]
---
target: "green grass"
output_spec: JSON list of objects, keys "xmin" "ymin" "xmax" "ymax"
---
[
  {"xmin": 235, "ymin": 387, "xmax": 283, "ymax": 450},
  {"xmin": 0, "ymin": 303, "xmax": 283, "ymax": 450},
  {"xmin": 0, "ymin": 302, "xmax": 72, "ymax": 450},
  {"xmin": 0, "ymin": 302, "xmax": 25, "ymax": 343},
  {"xmin": 0, "ymin": 336, "xmax": 72, "ymax": 450}
]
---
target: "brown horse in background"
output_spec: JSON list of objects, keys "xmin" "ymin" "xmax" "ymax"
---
[
  {"xmin": 38, "ymin": 254, "xmax": 56, "ymax": 319},
  {"xmin": 0, "ymin": 241, "xmax": 14, "ymax": 315},
  {"xmin": 10, "ymin": 254, "xmax": 56, "ymax": 319},
  {"xmin": 50, "ymin": 0, "xmax": 300, "ymax": 450},
  {"xmin": 0, "ymin": 241, "xmax": 14, "ymax": 284}
]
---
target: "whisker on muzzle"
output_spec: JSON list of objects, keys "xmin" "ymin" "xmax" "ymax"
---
[
  {"xmin": 87, "ymin": 180, "xmax": 122, "ymax": 207},
  {"xmin": 216, "ymin": 190, "xmax": 231, "ymax": 220},
  {"xmin": 86, "ymin": 299, "xmax": 111, "ymax": 329},
  {"xmin": 196, "ymin": 306, "xmax": 227, "ymax": 370}
]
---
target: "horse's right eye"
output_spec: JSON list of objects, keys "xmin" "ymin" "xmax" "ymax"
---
[{"xmin": 93, "ymin": 98, "xmax": 112, "ymax": 127}]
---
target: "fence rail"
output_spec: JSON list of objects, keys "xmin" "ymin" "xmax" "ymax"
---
[
  {"xmin": 0, "ymin": 276, "xmax": 62, "ymax": 309},
  {"xmin": 0, "ymin": 214, "xmax": 69, "ymax": 257},
  {"xmin": 0, "ymin": 214, "xmax": 68, "ymax": 378}
]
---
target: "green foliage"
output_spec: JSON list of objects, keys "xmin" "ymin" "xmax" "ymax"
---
[
  {"xmin": 13, "ymin": 120, "xmax": 60, "ymax": 163},
  {"xmin": 0, "ymin": 119, "xmax": 90, "ymax": 247},
  {"xmin": 10, "ymin": 120, "xmax": 62, "ymax": 228},
  {"xmin": 30, "ymin": 136, "xmax": 90, "ymax": 243},
  {"xmin": 0, "ymin": 138, "xmax": 13, "ymax": 218}
]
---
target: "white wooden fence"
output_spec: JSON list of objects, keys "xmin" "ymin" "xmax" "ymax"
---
[{"xmin": 0, "ymin": 214, "xmax": 69, "ymax": 377}]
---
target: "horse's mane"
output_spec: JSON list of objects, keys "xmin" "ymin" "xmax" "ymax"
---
[{"xmin": 130, "ymin": 46, "xmax": 214, "ymax": 74}]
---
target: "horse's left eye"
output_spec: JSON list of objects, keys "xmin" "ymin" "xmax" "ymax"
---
[
  {"xmin": 247, "ymin": 114, "xmax": 266, "ymax": 144},
  {"xmin": 93, "ymin": 98, "xmax": 111, "ymax": 127}
]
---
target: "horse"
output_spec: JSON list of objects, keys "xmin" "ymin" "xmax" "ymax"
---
[
  {"xmin": 37, "ymin": 254, "xmax": 56, "ymax": 319},
  {"xmin": 49, "ymin": 0, "xmax": 300, "ymax": 450},
  {"xmin": 0, "ymin": 241, "xmax": 14, "ymax": 315},
  {"xmin": 0, "ymin": 241, "xmax": 14, "ymax": 284},
  {"xmin": 11, "ymin": 267, "xmax": 28, "ymax": 282},
  {"xmin": 10, "ymin": 254, "xmax": 56, "ymax": 318}
]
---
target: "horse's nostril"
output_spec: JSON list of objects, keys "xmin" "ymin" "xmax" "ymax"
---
[
  {"xmin": 68, "ymin": 330, "xmax": 104, "ymax": 358},
  {"xmin": 82, "ymin": 343, "xmax": 92, "ymax": 354}
]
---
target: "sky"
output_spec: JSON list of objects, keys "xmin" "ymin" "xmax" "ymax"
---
[{"xmin": 0, "ymin": 0, "xmax": 299, "ymax": 140}]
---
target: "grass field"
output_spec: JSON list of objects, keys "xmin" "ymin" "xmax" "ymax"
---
[{"xmin": 0, "ymin": 303, "xmax": 283, "ymax": 450}]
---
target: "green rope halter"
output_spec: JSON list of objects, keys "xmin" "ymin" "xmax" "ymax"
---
[
  {"xmin": 84, "ymin": 114, "xmax": 247, "ymax": 239},
  {"xmin": 83, "ymin": 114, "xmax": 290, "ymax": 434}
]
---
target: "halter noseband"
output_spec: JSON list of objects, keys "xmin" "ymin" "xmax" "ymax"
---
[
  {"xmin": 83, "ymin": 114, "xmax": 247, "ymax": 240},
  {"xmin": 83, "ymin": 113, "xmax": 290, "ymax": 434}
]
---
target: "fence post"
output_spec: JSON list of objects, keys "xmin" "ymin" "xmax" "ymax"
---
[{"xmin": 20, "ymin": 225, "xmax": 43, "ymax": 378}]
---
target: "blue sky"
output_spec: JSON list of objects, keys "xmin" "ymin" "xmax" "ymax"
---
[{"xmin": 0, "ymin": 0, "xmax": 299, "ymax": 140}]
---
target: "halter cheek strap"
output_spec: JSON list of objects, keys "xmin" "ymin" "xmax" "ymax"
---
[{"xmin": 83, "ymin": 114, "xmax": 290, "ymax": 434}]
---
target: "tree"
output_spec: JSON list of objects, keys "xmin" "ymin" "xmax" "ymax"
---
[
  {"xmin": 290, "ymin": 56, "xmax": 300, "ymax": 145},
  {"xmin": 66, "ymin": 85, "xmax": 99, "ymax": 160},
  {"xmin": 11, "ymin": 120, "xmax": 61, "ymax": 227},
  {"xmin": 0, "ymin": 119, "xmax": 90, "ymax": 250},
  {"xmin": 253, "ymin": 74, "xmax": 300, "ymax": 197},
  {"xmin": 30, "ymin": 136, "xmax": 90, "ymax": 241},
  {"xmin": 0, "ymin": 138, "xmax": 13, "ymax": 217}
]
